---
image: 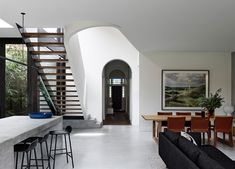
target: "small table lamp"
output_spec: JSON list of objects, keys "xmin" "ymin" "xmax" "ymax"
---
[{"xmin": 223, "ymin": 105, "xmax": 234, "ymax": 116}]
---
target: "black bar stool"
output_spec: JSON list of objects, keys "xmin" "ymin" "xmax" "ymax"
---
[
  {"xmin": 49, "ymin": 126, "xmax": 74, "ymax": 169},
  {"xmin": 14, "ymin": 139, "xmax": 39, "ymax": 169},
  {"xmin": 22, "ymin": 133, "xmax": 51, "ymax": 169}
]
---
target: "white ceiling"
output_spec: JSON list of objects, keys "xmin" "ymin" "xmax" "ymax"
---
[{"xmin": 1, "ymin": 0, "xmax": 235, "ymax": 53}]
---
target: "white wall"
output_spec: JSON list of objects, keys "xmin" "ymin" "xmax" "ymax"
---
[
  {"xmin": 74, "ymin": 27, "xmax": 139, "ymax": 125},
  {"xmin": 66, "ymin": 34, "xmax": 87, "ymax": 117},
  {"xmin": 139, "ymin": 52, "xmax": 232, "ymax": 131}
]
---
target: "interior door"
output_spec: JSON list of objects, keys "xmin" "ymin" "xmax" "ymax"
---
[{"xmin": 112, "ymin": 86, "xmax": 122, "ymax": 111}]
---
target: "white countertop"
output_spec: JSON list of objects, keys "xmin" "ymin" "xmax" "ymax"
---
[{"xmin": 0, "ymin": 116, "xmax": 62, "ymax": 145}]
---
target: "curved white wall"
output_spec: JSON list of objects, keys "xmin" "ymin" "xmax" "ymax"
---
[{"xmin": 65, "ymin": 26, "xmax": 139, "ymax": 125}]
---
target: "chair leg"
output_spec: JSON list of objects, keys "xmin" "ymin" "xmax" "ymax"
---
[
  {"xmin": 214, "ymin": 131, "xmax": 217, "ymax": 146},
  {"xmin": 68, "ymin": 134, "xmax": 74, "ymax": 168},
  {"xmin": 45, "ymin": 141, "xmax": 51, "ymax": 169},
  {"xmin": 20, "ymin": 152, "xmax": 25, "ymax": 169},
  {"xmin": 207, "ymin": 132, "xmax": 210, "ymax": 145},
  {"xmin": 34, "ymin": 148, "xmax": 38, "ymax": 169},
  {"xmin": 229, "ymin": 132, "xmax": 233, "ymax": 147},
  {"xmin": 202, "ymin": 133, "xmax": 205, "ymax": 144},
  {"xmin": 64, "ymin": 134, "xmax": 69, "ymax": 163},
  {"xmin": 15, "ymin": 152, "xmax": 18, "ymax": 169},
  {"xmin": 52, "ymin": 135, "xmax": 57, "ymax": 169},
  {"xmin": 223, "ymin": 133, "xmax": 226, "ymax": 143},
  {"xmin": 40, "ymin": 143, "xmax": 44, "ymax": 169},
  {"xmin": 28, "ymin": 151, "xmax": 32, "ymax": 169}
]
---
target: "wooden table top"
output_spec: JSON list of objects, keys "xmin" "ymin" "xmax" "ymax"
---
[{"xmin": 141, "ymin": 114, "xmax": 235, "ymax": 122}]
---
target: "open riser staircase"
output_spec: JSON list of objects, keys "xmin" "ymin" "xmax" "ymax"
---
[{"xmin": 16, "ymin": 24, "xmax": 84, "ymax": 120}]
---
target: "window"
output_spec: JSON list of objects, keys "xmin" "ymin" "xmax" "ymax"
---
[
  {"xmin": 122, "ymin": 86, "xmax": 125, "ymax": 98},
  {"xmin": 5, "ymin": 44, "xmax": 27, "ymax": 116},
  {"xmin": 109, "ymin": 78, "xmax": 125, "ymax": 85},
  {"xmin": 109, "ymin": 86, "xmax": 112, "ymax": 98}
]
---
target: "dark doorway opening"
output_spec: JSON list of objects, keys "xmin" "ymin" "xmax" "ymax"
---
[
  {"xmin": 112, "ymin": 86, "xmax": 122, "ymax": 111},
  {"xmin": 103, "ymin": 60, "xmax": 131, "ymax": 125}
]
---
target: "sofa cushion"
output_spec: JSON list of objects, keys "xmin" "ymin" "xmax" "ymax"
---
[
  {"xmin": 187, "ymin": 132, "xmax": 202, "ymax": 146},
  {"xmin": 178, "ymin": 136, "xmax": 201, "ymax": 162},
  {"xmin": 200, "ymin": 145, "xmax": 235, "ymax": 169},
  {"xmin": 164, "ymin": 129, "xmax": 180, "ymax": 144},
  {"xmin": 197, "ymin": 151, "xmax": 224, "ymax": 169},
  {"xmin": 181, "ymin": 131, "xmax": 198, "ymax": 145}
]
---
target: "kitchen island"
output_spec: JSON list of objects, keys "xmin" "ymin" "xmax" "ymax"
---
[{"xmin": 0, "ymin": 116, "xmax": 62, "ymax": 169}]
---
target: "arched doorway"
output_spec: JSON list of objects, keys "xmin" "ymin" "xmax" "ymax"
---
[{"xmin": 103, "ymin": 60, "xmax": 131, "ymax": 125}]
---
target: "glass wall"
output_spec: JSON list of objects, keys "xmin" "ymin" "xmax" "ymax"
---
[{"xmin": 5, "ymin": 44, "xmax": 27, "ymax": 116}]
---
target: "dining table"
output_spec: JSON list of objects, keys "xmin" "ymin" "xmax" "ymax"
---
[{"xmin": 141, "ymin": 114, "xmax": 235, "ymax": 142}]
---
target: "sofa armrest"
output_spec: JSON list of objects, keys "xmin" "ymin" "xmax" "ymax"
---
[{"xmin": 159, "ymin": 132, "xmax": 200, "ymax": 169}]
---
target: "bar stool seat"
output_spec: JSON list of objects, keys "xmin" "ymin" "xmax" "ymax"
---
[
  {"xmin": 49, "ymin": 126, "xmax": 74, "ymax": 169},
  {"xmin": 22, "ymin": 134, "xmax": 51, "ymax": 169},
  {"xmin": 49, "ymin": 130, "xmax": 68, "ymax": 135},
  {"xmin": 14, "ymin": 144, "xmax": 32, "ymax": 152},
  {"xmin": 14, "ymin": 139, "xmax": 39, "ymax": 169}
]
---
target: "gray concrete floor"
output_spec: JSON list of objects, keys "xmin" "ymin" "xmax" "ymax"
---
[{"xmin": 55, "ymin": 126, "xmax": 235, "ymax": 169}]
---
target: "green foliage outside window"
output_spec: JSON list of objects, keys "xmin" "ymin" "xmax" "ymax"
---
[{"xmin": 5, "ymin": 44, "xmax": 27, "ymax": 116}]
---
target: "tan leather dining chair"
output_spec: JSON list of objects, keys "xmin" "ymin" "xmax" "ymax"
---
[
  {"xmin": 195, "ymin": 112, "xmax": 202, "ymax": 116},
  {"xmin": 176, "ymin": 112, "xmax": 192, "ymax": 116},
  {"xmin": 176, "ymin": 112, "xmax": 191, "ymax": 130},
  {"xmin": 190, "ymin": 117, "xmax": 210, "ymax": 144},
  {"xmin": 167, "ymin": 117, "xmax": 185, "ymax": 132},
  {"xmin": 214, "ymin": 116, "xmax": 233, "ymax": 147},
  {"xmin": 157, "ymin": 112, "xmax": 173, "ymax": 131},
  {"xmin": 158, "ymin": 112, "xmax": 173, "ymax": 116}
]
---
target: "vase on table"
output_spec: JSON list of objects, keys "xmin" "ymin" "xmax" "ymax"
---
[{"xmin": 207, "ymin": 109, "xmax": 215, "ymax": 118}]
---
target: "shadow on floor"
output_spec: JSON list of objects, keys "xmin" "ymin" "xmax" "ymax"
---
[{"xmin": 103, "ymin": 112, "xmax": 130, "ymax": 125}]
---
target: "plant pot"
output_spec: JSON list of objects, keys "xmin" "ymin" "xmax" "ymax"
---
[{"xmin": 207, "ymin": 109, "xmax": 215, "ymax": 118}]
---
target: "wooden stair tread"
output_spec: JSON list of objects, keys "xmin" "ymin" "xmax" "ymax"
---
[
  {"xmin": 22, "ymin": 32, "xmax": 63, "ymax": 37},
  {"xmin": 59, "ymin": 108, "xmax": 82, "ymax": 110},
  {"xmin": 56, "ymin": 104, "xmax": 81, "ymax": 106},
  {"xmin": 43, "ymin": 79, "xmax": 74, "ymax": 82},
  {"xmin": 62, "ymin": 115, "xmax": 84, "ymax": 120},
  {"xmin": 34, "ymin": 59, "xmax": 68, "ymax": 62},
  {"xmin": 40, "ymin": 99, "xmax": 79, "ymax": 101},
  {"xmin": 45, "ymin": 85, "xmax": 76, "ymax": 87},
  {"xmin": 38, "ymin": 66, "xmax": 71, "ymax": 69},
  {"xmin": 31, "ymin": 51, "xmax": 66, "ymax": 55},
  {"xmin": 62, "ymin": 113, "xmax": 83, "ymax": 115},
  {"xmin": 40, "ymin": 95, "xmax": 78, "ymax": 97},
  {"xmin": 53, "ymin": 100, "xmax": 80, "ymax": 102},
  {"xmin": 55, "ymin": 103, "xmax": 81, "ymax": 106},
  {"xmin": 28, "ymin": 42, "xmax": 64, "ymax": 47},
  {"xmin": 40, "ymin": 73, "xmax": 72, "ymax": 75},
  {"xmin": 40, "ymin": 104, "xmax": 80, "ymax": 106},
  {"xmin": 47, "ymin": 90, "xmax": 77, "ymax": 92}
]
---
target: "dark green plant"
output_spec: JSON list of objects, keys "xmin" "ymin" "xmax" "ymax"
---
[
  {"xmin": 5, "ymin": 44, "xmax": 27, "ymax": 116},
  {"xmin": 199, "ymin": 88, "xmax": 224, "ymax": 112}
]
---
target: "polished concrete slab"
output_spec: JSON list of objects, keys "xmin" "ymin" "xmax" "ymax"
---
[{"xmin": 55, "ymin": 126, "xmax": 235, "ymax": 169}]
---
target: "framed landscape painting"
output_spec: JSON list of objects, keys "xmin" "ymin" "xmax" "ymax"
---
[{"xmin": 162, "ymin": 70, "xmax": 209, "ymax": 110}]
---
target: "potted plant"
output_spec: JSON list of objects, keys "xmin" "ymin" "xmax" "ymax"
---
[{"xmin": 199, "ymin": 88, "xmax": 224, "ymax": 117}]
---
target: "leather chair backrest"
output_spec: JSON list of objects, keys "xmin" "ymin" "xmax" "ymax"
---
[
  {"xmin": 215, "ymin": 116, "xmax": 233, "ymax": 132},
  {"xmin": 158, "ymin": 112, "xmax": 173, "ymax": 115},
  {"xmin": 167, "ymin": 117, "xmax": 185, "ymax": 132},
  {"xmin": 176, "ymin": 112, "xmax": 191, "ymax": 116},
  {"xmin": 191, "ymin": 117, "xmax": 209, "ymax": 131}
]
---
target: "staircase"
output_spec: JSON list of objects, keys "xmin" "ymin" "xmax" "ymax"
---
[{"xmin": 17, "ymin": 24, "xmax": 84, "ymax": 120}]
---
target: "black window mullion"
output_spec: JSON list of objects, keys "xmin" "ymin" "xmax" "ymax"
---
[{"xmin": 0, "ymin": 44, "xmax": 5, "ymax": 118}]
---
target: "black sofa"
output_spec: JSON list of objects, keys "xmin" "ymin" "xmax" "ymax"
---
[{"xmin": 159, "ymin": 130, "xmax": 235, "ymax": 169}]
